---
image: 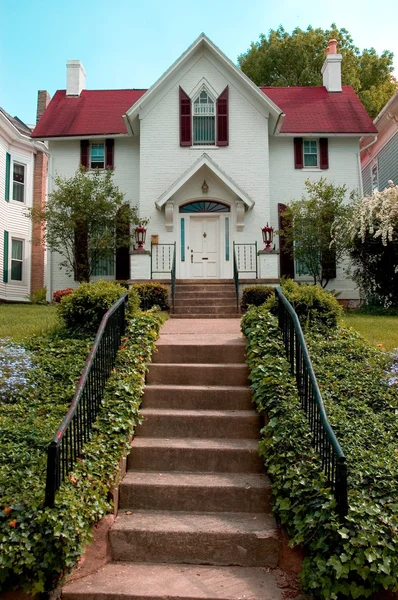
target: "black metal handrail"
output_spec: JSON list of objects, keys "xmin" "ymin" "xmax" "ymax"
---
[
  {"xmin": 275, "ymin": 287, "xmax": 348, "ymax": 519},
  {"xmin": 233, "ymin": 242, "xmax": 239, "ymax": 311},
  {"xmin": 171, "ymin": 242, "xmax": 176, "ymax": 313},
  {"xmin": 45, "ymin": 293, "xmax": 128, "ymax": 507}
]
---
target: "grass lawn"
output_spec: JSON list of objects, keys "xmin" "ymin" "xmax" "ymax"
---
[
  {"xmin": 342, "ymin": 312, "xmax": 398, "ymax": 352},
  {"xmin": 0, "ymin": 304, "xmax": 58, "ymax": 341}
]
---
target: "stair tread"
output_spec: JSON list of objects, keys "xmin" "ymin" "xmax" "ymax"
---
[
  {"xmin": 132, "ymin": 438, "xmax": 259, "ymax": 450},
  {"xmin": 150, "ymin": 363, "xmax": 247, "ymax": 368},
  {"xmin": 122, "ymin": 471, "xmax": 270, "ymax": 489},
  {"xmin": 140, "ymin": 409, "xmax": 258, "ymax": 417},
  {"xmin": 62, "ymin": 563, "xmax": 283, "ymax": 599},
  {"xmin": 113, "ymin": 510, "xmax": 277, "ymax": 535},
  {"xmin": 144, "ymin": 384, "xmax": 251, "ymax": 391}
]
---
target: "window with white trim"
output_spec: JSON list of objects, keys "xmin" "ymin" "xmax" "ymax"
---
[
  {"xmin": 12, "ymin": 162, "xmax": 25, "ymax": 202},
  {"xmin": 303, "ymin": 140, "xmax": 318, "ymax": 168},
  {"xmin": 90, "ymin": 142, "xmax": 105, "ymax": 168},
  {"xmin": 371, "ymin": 162, "xmax": 378, "ymax": 191},
  {"xmin": 193, "ymin": 89, "xmax": 215, "ymax": 146},
  {"xmin": 11, "ymin": 238, "xmax": 24, "ymax": 281}
]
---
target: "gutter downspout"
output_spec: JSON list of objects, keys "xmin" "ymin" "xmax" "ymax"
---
[{"xmin": 357, "ymin": 135, "xmax": 378, "ymax": 197}]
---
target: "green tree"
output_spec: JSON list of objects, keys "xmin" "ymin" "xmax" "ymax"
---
[
  {"xmin": 238, "ymin": 25, "xmax": 396, "ymax": 118},
  {"xmin": 29, "ymin": 167, "xmax": 137, "ymax": 282},
  {"xmin": 281, "ymin": 178, "xmax": 350, "ymax": 288}
]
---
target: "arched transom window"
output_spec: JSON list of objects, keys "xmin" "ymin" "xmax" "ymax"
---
[
  {"xmin": 193, "ymin": 89, "xmax": 215, "ymax": 146},
  {"xmin": 179, "ymin": 201, "xmax": 230, "ymax": 213}
]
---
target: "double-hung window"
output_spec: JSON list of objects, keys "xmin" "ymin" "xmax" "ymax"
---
[
  {"xmin": 90, "ymin": 143, "xmax": 105, "ymax": 168},
  {"xmin": 371, "ymin": 163, "xmax": 378, "ymax": 191},
  {"xmin": 193, "ymin": 90, "xmax": 215, "ymax": 145},
  {"xmin": 11, "ymin": 239, "xmax": 23, "ymax": 281},
  {"xmin": 13, "ymin": 163, "xmax": 25, "ymax": 202},
  {"xmin": 303, "ymin": 140, "xmax": 318, "ymax": 167}
]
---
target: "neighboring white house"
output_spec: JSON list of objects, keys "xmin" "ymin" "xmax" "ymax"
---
[
  {"xmin": 0, "ymin": 106, "xmax": 48, "ymax": 302},
  {"xmin": 32, "ymin": 34, "xmax": 377, "ymax": 301},
  {"xmin": 361, "ymin": 90, "xmax": 398, "ymax": 195}
]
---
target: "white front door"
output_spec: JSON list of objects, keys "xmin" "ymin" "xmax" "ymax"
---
[{"xmin": 190, "ymin": 217, "xmax": 219, "ymax": 278}]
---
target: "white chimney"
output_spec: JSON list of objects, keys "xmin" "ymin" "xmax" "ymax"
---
[
  {"xmin": 66, "ymin": 60, "xmax": 86, "ymax": 96},
  {"xmin": 321, "ymin": 39, "xmax": 342, "ymax": 92}
]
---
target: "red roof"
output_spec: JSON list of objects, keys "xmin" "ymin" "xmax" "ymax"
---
[
  {"xmin": 262, "ymin": 86, "xmax": 377, "ymax": 134},
  {"xmin": 32, "ymin": 89, "xmax": 147, "ymax": 138},
  {"xmin": 32, "ymin": 85, "xmax": 377, "ymax": 138}
]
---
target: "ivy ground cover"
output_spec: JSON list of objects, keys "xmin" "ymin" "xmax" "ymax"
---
[
  {"xmin": 0, "ymin": 312, "xmax": 161, "ymax": 593},
  {"xmin": 242, "ymin": 307, "xmax": 398, "ymax": 599}
]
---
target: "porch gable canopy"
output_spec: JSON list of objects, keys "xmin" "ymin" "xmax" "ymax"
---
[{"xmin": 156, "ymin": 153, "xmax": 254, "ymax": 209}]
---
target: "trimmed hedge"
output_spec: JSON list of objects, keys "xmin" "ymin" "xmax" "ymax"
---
[
  {"xmin": 132, "ymin": 282, "xmax": 169, "ymax": 311},
  {"xmin": 0, "ymin": 312, "xmax": 161, "ymax": 593},
  {"xmin": 240, "ymin": 285, "xmax": 274, "ymax": 313},
  {"xmin": 57, "ymin": 281, "xmax": 140, "ymax": 333},
  {"xmin": 242, "ymin": 306, "xmax": 398, "ymax": 599},
  {"xmin": 266, "ymin": 279, "xmax": 342, "ymax": 330}
]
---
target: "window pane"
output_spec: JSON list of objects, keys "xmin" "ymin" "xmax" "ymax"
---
[
  {"xmin": 12, "ymin": 239, "xmax": 23, "ymax": 260},
  {"xmin": 91, "ymin": 143, "xmax": 105, "ymax": 168},
  {"xmin": 92, "ymin": 254, "xmax": 115, "ymax": 276},
  {"xmin": 13, "ymin": 182, "xmax": 24, "ymax": 202},
  {"xmin": 193, "ymin": 116, "xmax": 215, "ymax": 145},
  {"xmin": 13, "ymin": 163, "xmax": 25, "ymax": 183},
  {"xmin": 304, "ymin": 154, "xmax": 318, "ymax": 167},
  {"xmin": 11, "ymin": 260, "xmax": 22, "ymax": 281}
]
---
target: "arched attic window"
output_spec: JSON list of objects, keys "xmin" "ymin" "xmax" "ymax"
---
[{"xmin": 193, "ymin": 88, "xmax": 215, "ymax": 146}]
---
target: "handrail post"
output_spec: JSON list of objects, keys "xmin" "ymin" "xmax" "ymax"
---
[
  {"xmin": 336, "ymin": 457, "xmax": 348, "ymax": 520},
  {"xmin": 255, "ymin": 241, "xmax": 258, "ymax": 279},
  {"xmin": 150, "ymin": 243, "xmax": 153, "ymax": 280},
  {"xmin": 45, "ymin": 441, "xmax": 59, "ymax": 508}
]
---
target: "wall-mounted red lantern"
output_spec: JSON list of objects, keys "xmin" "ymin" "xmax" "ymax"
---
[
  {"xmin": 134, "ymin": 224, "xmax": 147, "ymax": 251},
  {"xmin": 262, "ymin": 223, "xmax": 274, "ymax": 251}
]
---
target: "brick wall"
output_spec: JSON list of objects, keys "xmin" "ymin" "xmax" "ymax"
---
[{"xmin": 31, "ymin": 91, "xmax": 50, "ymax": 293}]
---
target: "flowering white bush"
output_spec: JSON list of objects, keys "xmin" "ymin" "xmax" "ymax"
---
[
  {"xmin": 350, "ymin": 180, "xmax": 398, "ymax": 247},
  {"xmin": 0, "ymin": 339, "xmax": 35, "ymax": 402},
  {"xmin": 336, "ymin": 181, "xmax": 398, "ymax": 306}
]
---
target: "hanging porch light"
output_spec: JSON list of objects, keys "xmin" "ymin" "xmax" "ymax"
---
[{"xmin": 262, "ymin": 223, "xmax": 274, "ymax": 251}]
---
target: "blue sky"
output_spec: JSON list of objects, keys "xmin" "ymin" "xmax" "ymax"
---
[{"xmin": 1, "ymin": 0, "xmax": 397, "ymax": 125}]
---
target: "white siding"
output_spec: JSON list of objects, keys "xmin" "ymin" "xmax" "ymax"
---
[
  {"xmin": 47, "ymin": 138, "xmax": 140, "ymax": 295},
  {"xmin": 0, "ymin": 133, "xmax": 34, "ymax": 301},
  {"xmin": 269, "ymin": 136, "xmax": 362, "ymax": 299},
  {"xmin": 139, "ymin": 52, "xmax": 270, "ymax": 255}
]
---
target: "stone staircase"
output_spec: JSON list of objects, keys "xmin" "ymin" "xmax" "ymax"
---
[
  {"xmin": 62, "ymin": 320, "xmax": 283, "ymax": 600},
  {"xmin": 172, "ymin": 281, "xmax": 240, "ymax": 318}
]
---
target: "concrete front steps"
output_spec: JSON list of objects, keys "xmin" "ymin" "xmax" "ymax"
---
[
  {"xmin": 172, "ymin": 281, "xmax": 240, "ymax": 319},
  {"xmin": 62, "ymin": 322, "xmax": 283, "ymax": 600}
]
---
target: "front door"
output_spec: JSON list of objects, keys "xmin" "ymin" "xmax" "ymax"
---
[{"xmin": 190, "ymin": 217, "xmax": 219, "ymax": 278}]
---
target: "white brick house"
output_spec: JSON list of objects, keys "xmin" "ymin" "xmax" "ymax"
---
[{"xmin": 32, "ymin": 34, "xmax": 376, "ymax": 300}]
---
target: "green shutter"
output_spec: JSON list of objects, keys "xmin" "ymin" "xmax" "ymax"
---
[
  {"xmin": 5, "ymin": 153, "xmax": 10, "ymax": 202},
  {"xmin": 3, "ymin": 231, "xmax": 9, "ymax": 282}
]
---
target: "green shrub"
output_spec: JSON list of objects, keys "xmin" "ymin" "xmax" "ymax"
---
[
  {"xmin": 242, "ymin": 305, "xmax": 398, "ymax": 599},
  {"xmin": 132, "ymin": 282, "xmax": 169, "ymax": 311},
  {"xmin": 240, "ymin": 285, "xmax": 274, "ymax": 313},
  {"xmin": 57, "ymin": 281, "xmax": 128, "ymax": 333},
  {"xmin": 0, "ymin": 312, "xmax": 161, "ymax": 593},
  {"xmin": 28, "ymin": 287, "xmax": 48, "ymax": 305},
  {"xmin": 266, "ymin": 279, "xmax": 342, "ymax": 330},
  {"xmin": 127, "ymin": 286, "xmax": 140, "ymax": 316}
]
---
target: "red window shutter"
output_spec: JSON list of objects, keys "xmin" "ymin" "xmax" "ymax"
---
[
  {"xmin": 294, "ymin": 138, "xmax": 303, "ymax": 169},
  {"xmin": 179, "ymin": 87, "xmax": 191, "ymax": 147},
  {"xmin": 320, "ymin": 138, "xmax": 329, "ymax": 169},
  {"xmin": 80, "ymin": 140, "xmax": 89, "ymax": 168},
  {"xmin": 278, "ymin": 203, "xmax": 295, "ymax": 279},
  {"xmin": 216, "ymin": 86, "xmax": 229, "ymax": 146},
  {"xmin": 106, "ymin": 139, "xmax": 114, "ymax": 169}
]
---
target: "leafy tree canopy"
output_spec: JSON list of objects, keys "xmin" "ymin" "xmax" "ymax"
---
[
  {"xmin": 238, "ymin": 24, "xmax": 396, "ymax": 118},
  {"xmin": 29, "ymin": 167, "xmax": 138, "ymax": 282},
  {"xmin": 281, "ymin": 178, "xmax": 350, "ymax": 288}
]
